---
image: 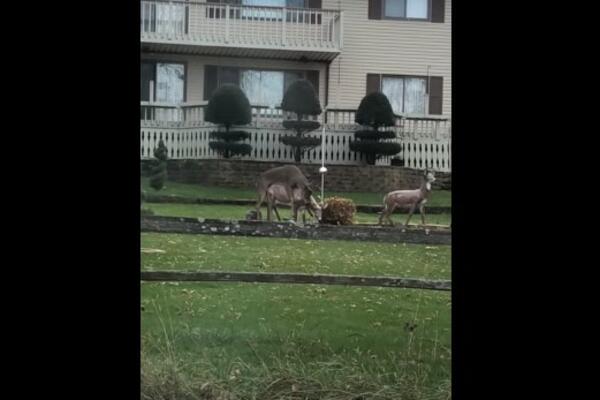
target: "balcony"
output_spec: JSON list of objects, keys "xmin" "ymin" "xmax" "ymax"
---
[
  {"xmin": 140, "ymin": 1, "xmax": 343, "ymax": 61},
  {"xmin": 140, "ymin": 102, "xmax": 451, "ymax": 171}
]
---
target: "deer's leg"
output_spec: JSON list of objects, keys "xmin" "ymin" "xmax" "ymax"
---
[
  {"xmin": 273, "ymin": 204, "xmax": 282, "ymax": 221},
  {"xmin": 266, "ymin": 195, "xmax": 274, "ymax": 222},
  {"xmin": 419, "ymin": 203, "xmax": 426, "ymax": 226},
  {"xmin": 404, "ymin": 204, "xmax": 417, "ymax": 227},
  {"xmin": 283, "ymin": 186, "xmax": 297, "ymax": 222},
  {"xmin": 255, "ymin": 191, "xmax": 267, "ymax": 221},
  {"xmin": 386, "ymin": 204, "xmax": 398, "ymax": 226},
  {"xmin": 379, "ymin": 203, "xmax": 391, "ymax": 226}
]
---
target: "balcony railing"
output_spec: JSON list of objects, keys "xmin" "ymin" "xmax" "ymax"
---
[
  {"xmin": 140, "ymin": 102, "xmax": 451, "ymax": 171},
  {"xmin": 140, "ymin": 0, "xmax": 343, "ymax": 54}
]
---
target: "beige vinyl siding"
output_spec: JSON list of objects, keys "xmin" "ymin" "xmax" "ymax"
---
[
  {"xmin": 324, "ymin": 0, "xmax": 451, "ymax": 116},
  {"xmin": 142, "ymin": 53, "xmax": 327, "ymax": 106}
]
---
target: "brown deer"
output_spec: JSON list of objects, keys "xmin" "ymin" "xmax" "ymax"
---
[
  {"xmin": 255, "ymin": 165, "xmax": 314, "ymax": 222},
  {"xmin": 266, "ymin": 184, "xmax": 322, "ymax": 224},
  {"xmin": 378, "ymin": 169, "xmax": 436, "ymax": 228}
]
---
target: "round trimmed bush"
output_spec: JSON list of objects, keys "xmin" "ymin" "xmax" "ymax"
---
[
  {"xmin": 355, "ymin": 92, "xmax": 395, "ymax": 129},
  {"xmin": 349, "ymin": 140, "xmax": 402, "ymax": 165},
  {"xmin": 282, "ymin": 120, "xmax": 321, "ymax": 132},
  {"xmin": 280, "ymin": 79, "xmax": 322, "ymax": 162},
  {"xmin": 208, "ymin": 142, "xmax": 252, "ymax": 157},
  {"xmin": 354, "ymin": 130, "xmax": 396, "ymax": 140},
  {"xmin": 281, "ymin": 79, "xmax": 322, "ymax": 117},
  {"xmin": 209, "ymin": 130, "xmax": 251, "ymax": 142},
  {"xmin": 206, "ymin": 85, "xmax": 253, "ymax": 158},
  {"xmin": 352, "ymin": 92, "xmax": 399, "ymax": 164},
  {"xmin": 205, "ymin": 84, "xmax": 252, "ymax": 129}
]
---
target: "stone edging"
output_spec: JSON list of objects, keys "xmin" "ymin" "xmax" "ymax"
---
[{"xmin": 141, "ymin": 216, "xmax": 451, "ymax": 245}]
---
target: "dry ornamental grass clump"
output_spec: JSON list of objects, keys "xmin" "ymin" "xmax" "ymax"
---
[{"xmin": 321, "ymin": 197, "xmax": 356, "ymax": 225}]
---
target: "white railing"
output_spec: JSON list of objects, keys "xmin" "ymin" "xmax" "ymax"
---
[
  {"xmin": 140, "ymin": 104, "xmax": 451, "ymax": 171},
  {"xmin": 140, "ymin": 0, "xmax": 342, "ymax": 51}
]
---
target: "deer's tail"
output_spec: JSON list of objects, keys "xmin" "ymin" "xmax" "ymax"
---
[{"xmin": 381, "ymin": 194, "xmax": 389, "ymax": 212}]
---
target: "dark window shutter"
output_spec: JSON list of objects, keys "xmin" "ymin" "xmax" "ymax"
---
[
  {"xmin": 431, "ymin": 0, "xmax": 445, "ymax": 23},
  {"xmin": 219, "ymin": 67, "xmax": 240, "ymax": 86},
  {"xmin": 368, "ymin": 0, "xmax": 382, "ymax": 20},
  {"xmin": 204, "ymin": 65, "xmax": 218, "ymax": 101},
  {"xmin": 366, "ymin": 74, "xmax": 381, "ymax": 94},
  {"xmin": 306, "ymin": 70, "xmax": 320, "ymax": 97},
  {"xmin": 428, "ymin": 76, "xmax": 443, "ymax": 115},
  {"xmin": 308, "ymin": 0, "xmax": 321, "ymax": 8},
  {"xmin": 141, "ymin": 62, "xmax": 155, "ymax": 102}
]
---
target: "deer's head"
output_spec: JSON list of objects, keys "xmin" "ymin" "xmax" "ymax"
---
[
  {"xmin": 424, "ymin": 168, "xmax": 436, "ymax": 183},
  {"xmin": 312, "ymin": 195, "xmax": 324, "ymax": 222}
]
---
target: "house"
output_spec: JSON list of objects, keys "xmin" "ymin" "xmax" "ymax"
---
[{"xmin": 140, "ymin": 0, "xmax": 451, "ymax": 171}]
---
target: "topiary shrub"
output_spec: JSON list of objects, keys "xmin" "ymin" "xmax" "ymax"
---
[
  {"xmin": 149, "ymin": 139, "xmax": 168, "ymax": 191},
  {"xmin": 350, "ymin": 92, "xmax": 401, "ymax": 165},
  {"xmin": 321, "ymin": 197, "xmax": 356, "ymax": 225},
  {"xmin": 206, "ymin": 84, "xmax": 253, "ymax": 158},
  {"xmin": 280, "ymin": 79, "xmax": 322, "ymax": 162}
]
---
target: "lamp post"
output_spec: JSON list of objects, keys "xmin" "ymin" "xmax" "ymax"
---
[{"xmin": 319, "ymin": 111, "xmax": 327, "ymax": 201}]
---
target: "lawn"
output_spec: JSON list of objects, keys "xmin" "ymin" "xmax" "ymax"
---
[
  {"xmin": 141, "ymin": 178, "xmax": 452, "ymax": 207},
  {"xmin": 141, "ymin": 233, "xmax": 451, "ymax": 399}
]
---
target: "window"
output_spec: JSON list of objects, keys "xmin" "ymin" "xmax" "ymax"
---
[
  {"xmin": 241, "ymin": 70, "xmax": 285, "ymax": 107},
  {"xmin": 141, "ymin": 61, "xmax": 185, "ymax": 104},
  {"xmin": 205, "ymin": 66, "xmax": 316, "ymax": 104},
  {"xmin": 381, "ymin": 76, "xmax": 427, "ymax": 114},
  {"xmin": 383, "ymin": 0, "xmax": 428, "ymax": 19},
  {"xmin": 156, "ymin": 63, "xmax": 185, "ymax": 103}
]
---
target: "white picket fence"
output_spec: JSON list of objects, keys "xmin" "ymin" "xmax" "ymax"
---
[{"xmin": 140, "ymin": 104, "xmax": 451, "ymax": 172}]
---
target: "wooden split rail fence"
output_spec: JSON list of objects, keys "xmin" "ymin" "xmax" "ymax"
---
[{"xmin": 141, "ymin": 271, "xmax": 451, "ymax": 291}]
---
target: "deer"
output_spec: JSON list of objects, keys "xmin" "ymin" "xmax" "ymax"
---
[
  {"xmin": 266, "ymin": 184, "xmax": 322, "ymax": 224},
  {"xmin": 378, "ymin": 169, "xmax": 436, "ymax": 229},
  {"xmin": 254, "ymin": 165, "xmax": 315, "ymax": 222}
]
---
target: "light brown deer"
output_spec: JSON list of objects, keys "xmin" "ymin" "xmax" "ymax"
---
[
  {"xmin": 378, "ymin": 169, "xmax": 436, "ymax": 228},
  {"xmin": 266, "ymin": 184, "xmax": 322, "ymax": 224},
  {"xmin": 255, "ymin": 165, "xmax": 314, "ymax": 222}
]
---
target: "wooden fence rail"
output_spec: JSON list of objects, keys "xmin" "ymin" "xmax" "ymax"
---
[{"xmin": 140, "ymin": 270, "xmax": 451, "ymax": 291}]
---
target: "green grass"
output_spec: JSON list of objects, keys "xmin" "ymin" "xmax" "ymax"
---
[
  {"xmin": 143, "ymin": 203, "xmax": 452, "ymax": 226},
  {"xmin": 142, "ymin": 178, "xmax": 452, "ymax": 207},
  {"xmin": 142, "ymin": 233, "xmax": 451, "ymax": 399}
]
